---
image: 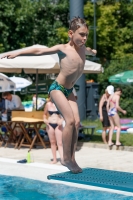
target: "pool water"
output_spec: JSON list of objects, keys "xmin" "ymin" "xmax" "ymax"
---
[{"xmin": 0, "ymin": 175, "xmax": 133, "ymax": 200}]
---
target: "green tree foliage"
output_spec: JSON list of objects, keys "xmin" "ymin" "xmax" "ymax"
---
[
  {"xmin": 0, "ymin": 0, "xmax": 36, "ymax": 52},
  {"xmin": 84, "ymin": 1, "xmax": 133, "ymax": 60},
  {"xmin": 33, "ymin": 0, "xmax": 69, "ymax": 46},
  {"xmin": 84, "ymin": 1, "xmax": 133, "ymax": 116},
  {"xmin": 1, "ymin": 0, "xmax": 132, "ymax": 57},
  {"xmin": 0, "ymin": 0, "xmax": 69, "ymax": 52}
]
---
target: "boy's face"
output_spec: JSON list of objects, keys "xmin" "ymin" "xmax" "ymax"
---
[{"xmin": 69, "ymin": 26, "xmax": 89, "ymax": 47}]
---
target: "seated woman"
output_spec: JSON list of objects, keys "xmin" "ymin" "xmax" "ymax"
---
[{"xmin": 43, "ymin": 96, "xmax": 63, "ymax": 164}]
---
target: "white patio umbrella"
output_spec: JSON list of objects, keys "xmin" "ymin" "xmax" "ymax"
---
[
  {"xmin": 0, "ymin": 73, "xmax": 16, "ymax": 92},
  {"xmin": 9, "ymin": 76, "xmax": 32, "ymax": 90},
  {"xmin": 0, "ymin": 45, "xmax": 103, "ymax": 110},
  {"xmin": 0, "ymin": 45, "xmax": 102, "ymax": 74}
]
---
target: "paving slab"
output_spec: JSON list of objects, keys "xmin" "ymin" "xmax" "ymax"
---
[
  {"xmin": 0, "ymin": 145, "xmax": 133, "ymax": 173},
  {"xmin": 0, "ymin": 145, "xmax": 133, "ymax": 196}
]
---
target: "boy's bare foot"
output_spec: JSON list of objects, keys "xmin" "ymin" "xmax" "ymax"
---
[
  {"xmin": 61, "ymin": 159, "xmax": 82, "ymax": 173},
  {"xmin": 73, "ymin": 160, "xmax": 82, "ymax": 172},
  {"xmin": 61, "ymin": 157, "xmax": 82, "ymax": 172}
]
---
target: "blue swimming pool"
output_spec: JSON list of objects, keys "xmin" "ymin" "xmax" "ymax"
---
[{"xmin": 0, "ymin": 175, "xmax": 133, "ymax": 200}]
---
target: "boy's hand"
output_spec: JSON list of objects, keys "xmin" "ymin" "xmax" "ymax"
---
[
  {"xmin": 1, "ymin": 53, "xmax": 18, "ymax": 59},
  {"xmin": 85, "ymin": 47, "xmax": 97, "ymax": 56}
]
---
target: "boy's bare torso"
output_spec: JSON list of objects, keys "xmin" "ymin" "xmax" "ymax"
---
[{"xmin": 56, "ymin": 43, "xmax": 86, "ymax": 89}]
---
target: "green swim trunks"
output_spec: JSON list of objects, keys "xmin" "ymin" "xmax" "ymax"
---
[{"xmin": 48, "ymin": 81, "xmax": 73, "ymax": 98}]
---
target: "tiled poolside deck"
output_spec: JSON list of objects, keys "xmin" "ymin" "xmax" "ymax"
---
[
  {"xmin": 0, "ymin": 144, "xmax": 133, "ymax": 173},
  {"xmin": 0, "ymin": 144, "xmax": 133, "ymax": 196}
]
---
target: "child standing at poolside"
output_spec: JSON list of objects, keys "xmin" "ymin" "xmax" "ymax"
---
[{"xmin": 1, "ymin": 17, "xmax": 97, "ymax": 173}]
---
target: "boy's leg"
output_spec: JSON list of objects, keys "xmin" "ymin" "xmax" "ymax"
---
[
  {"xmin": 68, "ymin": 93, "xmax": 80, "ymax": 160},
  {"xmin": 50, "ymin": 90, "xmax": 81, "ymax": 173}
]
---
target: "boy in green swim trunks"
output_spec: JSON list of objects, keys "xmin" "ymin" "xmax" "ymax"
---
[
  {"xmin": 1, "ymin": 17, "xmax": 97, "ymax": 173},
  {"xmin": 48, "ymin": 81, "xmax": 73, "ymax": 98}
]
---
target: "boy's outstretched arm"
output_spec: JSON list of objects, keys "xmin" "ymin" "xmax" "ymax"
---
[
  {"xmin": 1, "ymin": 45, "xmax": 62, "ymax": 59},
  {"xmin": 85, "ymin": 47, "xmax": 97, "ymax": 56}
]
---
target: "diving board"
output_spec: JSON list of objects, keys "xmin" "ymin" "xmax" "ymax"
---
[{"xmin": 47, "ymin": 168, "xmax": 133, "ymax": 193}]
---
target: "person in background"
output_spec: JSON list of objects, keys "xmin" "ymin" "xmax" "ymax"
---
[
  {"xmin": 2, "ymin": 92, "xmax": 24, "ymax": 140},
  {"xmin": 32, "ymin": 94, "xmax": 36, "ymax": 110},
  {"xmin": 0, "ymin": 96, "xmax": 5, "ymax": 114},
  {"xmin": 43, "ymin": 97, "xmax": 63, "ymax": 164},
  {"xmin": 2, "ymin": 92, "xmax": 24, "ymax": 111},
  {"xmin": 107, "ymin": 88, "xmax": 127, "ymax": 148},
  {"xmin": 99, "ymin": 85, "xmax": 114, "ymax": 144}
]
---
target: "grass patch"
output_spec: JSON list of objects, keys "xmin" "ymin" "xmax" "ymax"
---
[{"xmin": 81, "ymin": 119, "xmax": 133, "ymax": 146}]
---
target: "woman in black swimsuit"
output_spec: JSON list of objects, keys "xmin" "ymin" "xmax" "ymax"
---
[
  {"xmin": 99, "ymin": 85, "xmax": 114, "ymax": 144},
  {"xmin": 43, "ymin": 97, "xmax": 63, "ymax": 164}
]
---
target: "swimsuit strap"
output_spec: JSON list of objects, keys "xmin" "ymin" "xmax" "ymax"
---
[
  {"xmin": 110, "ymin": 99, "xmax": 116, "ymax": 106},
  {"xmin": 48, "ymin": 110, "xmax": 60, "ymax": 115}
]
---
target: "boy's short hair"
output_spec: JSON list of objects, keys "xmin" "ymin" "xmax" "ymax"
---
[{"xmin": 69, "ymin": 16, "xmax": 88, "ymax": 32}]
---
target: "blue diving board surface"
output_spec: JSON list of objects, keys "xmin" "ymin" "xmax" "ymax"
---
[{"xmin": 47, "ymin": 167, "xmax": 133, "ymax": 193}]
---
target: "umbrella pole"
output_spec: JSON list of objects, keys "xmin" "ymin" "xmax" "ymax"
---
[{"xmin": 36, "ymin": 69, "xmax": 38, "ymax": 111}]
